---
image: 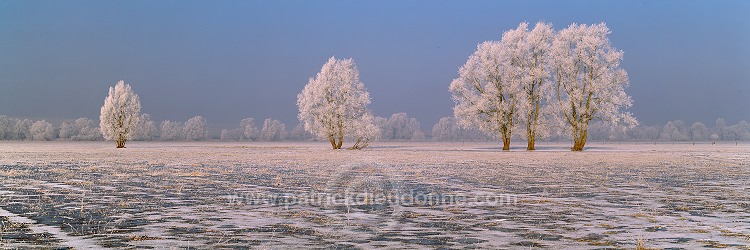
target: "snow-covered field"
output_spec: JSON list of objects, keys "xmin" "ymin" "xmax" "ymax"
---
[{"xmin": 1, "ymin": 141, "xmax": 749, "ymax": 249}]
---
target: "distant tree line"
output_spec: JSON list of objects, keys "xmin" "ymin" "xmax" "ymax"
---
[{"xmin": 1, "ymin": 113, "xmax": 747, "ymax": 143}]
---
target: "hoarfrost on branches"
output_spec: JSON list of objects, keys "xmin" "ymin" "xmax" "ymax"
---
[
  {"xmin": 99, "ymin": 80, "xmax": 141, "ymax": 148},
  {"xmin": 297, "ymin": 56, "xmax": 377, "ymax": 149}
]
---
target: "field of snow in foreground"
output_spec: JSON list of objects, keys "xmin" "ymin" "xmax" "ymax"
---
[{"xmin": 1, "ymin": 141, "xmax": 749, "ymax": 249}]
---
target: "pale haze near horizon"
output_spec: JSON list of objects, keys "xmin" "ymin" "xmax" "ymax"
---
[{"xmin": 1, "ymin": 0, "xmax": 748, "ymax": 132}]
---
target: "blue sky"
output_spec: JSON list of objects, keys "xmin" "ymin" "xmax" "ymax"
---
[{"xmin": 1, "ymin": 0, "xmax": 748, "ymax": 130}]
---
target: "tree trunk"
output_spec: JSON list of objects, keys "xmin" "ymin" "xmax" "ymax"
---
[
  {"xmin": 116, "ymin": 139, "xmax": 126, "ymax": 148},
  {"xmin": 502, "ymin": 137, "xmax": 510, "ymax": 151},
  {"xmin": 329, "ymin": 136, "xmax": 337, "ymax": 149},
  {"xmin": 336, "ymin": 133, "xmax": 343, "ymax": 149},
  {"xmin": 527, "ymin": 96, "xmax": 540, "ymax": 151},
  {"xmin": 527, "ymin": 137, "xmax": 535, "ymax": 151},
  {"xmin": 526, "ymin": 122, "xmax": 535, "ymax": 151},
  {"xmin": 571, "ymin": 129, "xmax": 588, "ymax": 151}
]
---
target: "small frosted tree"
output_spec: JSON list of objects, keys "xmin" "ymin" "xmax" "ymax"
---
[
  {"xmin": 297, "ymin": 56, "xmax": 376, "ymax": 149},
  {"xmin": 381, "ymin": 112, "xmax": 421, "ymax": 141},
  {"xmin": 550, "ymin": 23, "xmax": 637, "ymax": 151},
  {"xmin": 14, "ymin": 119, "xmax": 32, "ymax": 140},
  {"xmin": 450, "ymin": 41, "xmax": 520, "ymax": 150},
  {"xmin": 75, "ymin": 118, "xmax": 103, "ymax": 141},
  {"xmin": 714, "ymin": 118, "xmax": 727, "ymax": 140},
  {"xmin": 690, "ymin": 122, "xmax": 708, "ymax": 141},
  {"xmin": 432, "ymin": 117, "xmax": 456, "ymax": 141},
  {"xmin": 132, "ymin": 114, "xmax": 159, "ymax": 141},
  {"xmin": 99, "ymin": 80, "xmax": 141, "ymax": 148},
  {"xmin": 184, "ymin": 116, "xmax": 208, "ymax": 141},
  {"xmin": 240, "ymin": 117, "xmax": 259, "ymax": 141},
  {"xmin": 260, "ymin": 118, "xmax": 286, "ymax": 141},
  {"xmin": 30, "ymin": 120, "xmax": 54, "ymax": 141},
  {"xmin": 160, "ymin": 120, "xmax": 184, "ymax": 141},
  {"xmin": 0, "ymin": 115, "xmax": 13, "ymax": 140},
  {"xmin": 220, "ymin": 129, "xmax": 241, "ymax": 141},
  {"xmin": 348, "ymin": 112, "xmax": 379, "ymax": 149},
  {"xmin": 289, "ymin": 123, "xmax": 314, "ymax": 141}
]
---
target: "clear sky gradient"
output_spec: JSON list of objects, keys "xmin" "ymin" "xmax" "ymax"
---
[{"xmin": 1, "ymin": 0, "xmax": 748, "ymax": 130}]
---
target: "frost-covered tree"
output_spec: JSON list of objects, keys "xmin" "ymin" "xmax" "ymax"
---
[
  {"xmin": 288, "ymin": 123, "xmax": 314, "ymax": 141},
  {"xmin": 503, "ymin": 22, "xmax": 555, "ymax": 150},
  {"xmin": 725, "ymin": 121, "xmax": 750, "ymax": 141},
  {"xmin": 70, "ymin": 118, "xmax": 101, "ymax": 141},
  {"xmin": 260, "ymin": 118, "xmax": 286, "ymax": 141},
  {"xmin": 586, "ymin": 121, "xmax": 610, "ymax": 141},
  {"xmin": 380, "ymin": 112, "xmax": 421, "ymax": 141},
  {"xmin": 58, "ymin": 118, "xmax": 102, "ymax": 141},
  {"xmin": 132, "ymin": 114, "xmax": 159, "ymax": 141},
  {"xmin": 30, "ymin": 120, "xmax": 55, "ymax": 141},
  {"xmin": 714, "ymin": 118, "xmax": 727, "ymax": 140},
  {"xmin": 297, "ymin": 56, "xmax": 376, "ymax": 149},
  {"xmin": 183, "ymin": 116, "xmax": 207, "ymax": 141},
  {"xmin": 450, "ymin": 41, "xmax": 520, "ymax": 150},
  {"xmin": 160, "ymin": 120, "xmax": 184, "ymax": 141},
  {"xmin": 660, "ymin": 120, "xmax": 688, "ymax": 141},
  {"xmin": 14, "ymin": 119, "xmax": 32, "ymax": 140},
  {"xmin": 431, "ymin": 116, "xmax": 489, "ymax": 142},
  {"xmin": 551, "ymin": 23, "xmax": 637, "ymax": 151},
  {"xmin": 431, "ymin": 117, "xmax": 456, "ymax": 141},
  {"xmin": 220, "ymin": 129, "xmax": 241, "ymax": 141},
  {"xmin": 99, "ymin": 80, "xmax": 141, "ymax": 148},
  {"xmin": 690, "ymin": 122, "xmax": 708, "ymax": 141},
  {"xmin": 348, "ymin": 112, "xmax": 379, "ymax": 149},
  {"xmin": 58, "ymin": 120, "xmax": 77, "ymax": 140},
  {"xmin": 0, "ymin": 115, "xmax": 15, "ymax": 140},
  {"xmin": 240, "ymin": 117, "xmax": 259, "ymax": 141}
]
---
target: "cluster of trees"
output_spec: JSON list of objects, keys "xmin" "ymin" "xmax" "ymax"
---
[
  {"xmin": 0, "ymin": 115, "xmax": 102, "ymax": 141},
  {"xmin": 450, "ymin": 22, "xmax": 637, "ymax": 151},
  {"xmin": 219, "ymin": 118, "xmax": 307, "ymax": 142}
]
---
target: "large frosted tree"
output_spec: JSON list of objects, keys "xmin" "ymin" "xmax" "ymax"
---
[
  {"xmin": 503, "ymin": 22, "xmax": 555, "ymax": 150},
  {"xmin": 450, "ymin": 41, "xmax": 520, "ymax": 150},
  {"xmin": 551, "ymin": 23, "xmax": 637, "ymax": 151},
  {"xmin": 297, "ymin": 56, "xmax": 377, "ymax": 149},
  {"xmin": 99, "ymin": 80, "xmax": 141, "ymax": 148}
]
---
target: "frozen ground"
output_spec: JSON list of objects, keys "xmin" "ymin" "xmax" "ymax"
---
[{"xmin": 0, "ymin": 141, "xmax": 749, "ymax": 249}]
